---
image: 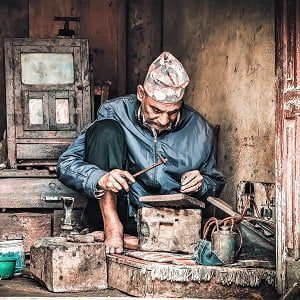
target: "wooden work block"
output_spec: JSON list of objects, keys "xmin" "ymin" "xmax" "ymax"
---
[
  {"xmin": 0, "ymin": 213, "xmax": 51, "ymax": 252},
  {"xmin": 30, "ymin": 237, "xmax": 107, "ymax": 292},
  {"xmin": 107, "ymin": 253, "xmax": 277, "ymax": 298},
  {"xmin": 140, "ymin": 193, "xmax": 205, "ymax": 209},
  {"xmin": 137, "ymin": 207, "xmax": 202, "ymax": 254}
]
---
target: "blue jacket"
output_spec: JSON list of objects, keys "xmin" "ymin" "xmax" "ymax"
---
[{"xmin": 57, "ymin": 95, "xmax": 225, "ymax": 216}]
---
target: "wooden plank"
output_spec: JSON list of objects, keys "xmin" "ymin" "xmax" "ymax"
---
[
  {"xmin": 52, "ymin": 209, "xmax": 83, "ymax": 236},
  {"xmin": 207, "ymin": 196, "xmax": 238, "ymax": 217},
  {"xmin": 139, "ymin": 193, "xmax": 205, "ymax": 209},
  {"xmin": 29, "ymin": 0, "xmax": 79, "ymax": 38},
  {"xmin": 16, "ymin": 143, "xmax": 69, "ymax": 160},
  {"xmin": 0, "ymin": 213, "xmax": 51, "ymax": 252},
  {"xmin": 31, "ymin": 237, "xmax": 107, "ymax": 292},
  {"xmin": 78, "ymin": 0, "xmax": 126, "ymax": 97},
  {"xmin": 137, "ymin": 207, "xmax": 201, "ymax": 254},
  {"xmin": 107, "ymin": 254, "xmax": 277, "ymax": 298},
  {"xmin": 0, "ymin": 178, "xmax": 86, "ymax": 209},
  {"xmin": 127, "ymin": 0, "xmax": 162, "ymax": 93},
  {"xmin": 0, "ymin": 169, "xmax": 56, "ymax": 178},
  {"xmin": 0, "ymin": 0, "xmax": 29, "ymax": 166}
]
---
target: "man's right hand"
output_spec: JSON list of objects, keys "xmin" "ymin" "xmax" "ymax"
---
[{"xmin": 98, "ymin": 169, "xmax": 135, "ymax": 193}]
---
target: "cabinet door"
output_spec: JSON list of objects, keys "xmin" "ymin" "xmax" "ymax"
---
[{"xmin": 5, "ymin": 39, "xmax": 91, "ymax": 167}]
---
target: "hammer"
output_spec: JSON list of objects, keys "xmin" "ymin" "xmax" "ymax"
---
[{"xmin": 133, "ymin": 154, "xmax": 168, "ymax": 178}]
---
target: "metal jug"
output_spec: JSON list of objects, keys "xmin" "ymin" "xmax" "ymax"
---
[{"xmin": 211, "ymin": 225, "xmax": 237, "ymax": 264}]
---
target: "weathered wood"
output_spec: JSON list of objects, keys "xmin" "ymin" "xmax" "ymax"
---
[
  {"xmin": 275, "ymin": 0, "xmax": 300, "ymax": 293},
  {"xmin": 207, "ymin": 196, "xmax": 238, "ymax": 217},
  {"xmin": 0, "ymin": 213, "xmax": 51, "ymax": 252},
  {"xmin": 0, "ymin": 169, "xmax": 56, "ymax": 178},
  {"xmin": 0, "ymin": 178, "xmax": 86, "ymax": 209},
  {"xmin": 140, "ymin": 193, "xmax": 205, "ymax": 209},
  {"xmin": 29, "ymin": 0, "xmax": 79, "ymax": 38},
  {"xmin": 127, "ymin": 0, "xmax": 162, "ymax": 93},
  {"xmin": 16, "ymin": 143, "xmax": 69, "ymax": 160},
  {"xmin": 53, "ymin": 209, "xmax": 83, "ymax": 236},
  {"xmin": 0, "ymin": 0, "xmax": 29, "ymax": 163},
  {"xmin": 79, "ymin": 0, "xmax": 126, "ymax": 97},
  {"xmin": 107, "ymin": 254, "xmax": 277, "ymax": 298},
  {"xmin": 30, "ymin": 237, "xmax": 107, "ymax": 292},
  {"xmin": 137, "ymin": 207, "xmax": 201, "ymax": 254}
]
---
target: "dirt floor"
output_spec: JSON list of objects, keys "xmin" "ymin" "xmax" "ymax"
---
[{"xmin": 0, "ymin": 275, "xmax": 127, "ymax": 297}]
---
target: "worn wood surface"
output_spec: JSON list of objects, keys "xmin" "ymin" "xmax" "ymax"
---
[
  {"xmin": 79, "ymin": 0, "xmax": 126, "ymax": 97},
  {"xmin": 0, "ymin": 169, "xmax": 56, "ymax": 178},
  {"xmin": 0, "ymin": 0, "xmax": 29, "ymax": 164},
  {"xmin": 140, "ymin": 193, "xmax": 205, "ymax": 209},
  {"xmin": 127, "ymin": 0, "xmax": 162, "ymax": 93},
  {"xmin": 275, "ymin": 0, "xmax": 300, "ymax": 293},
  {"xmin": 0, "ymin": 213, "xmax": 51, "ymax": 252},
  {"xmin": 107, "ymin": 254, "xmax": 278, "ymax": 298},
  {"xmin": 16, "ymin": 143, "xmax": 69, "ymax": 160},
  {"xmin": 29, "ymin": 0, "xmax": 79, "ymax": 38},
  {"xmin": 0, "ymin": 178, "xmax": 86, "ymax": 209},
  {"xmin": 53, "ymin": 209, "xmax": 83, "ymax": 236},
  {"xmin": 30, "ymin": 237, "xmax": 107, "ymax": 292},
  {"xmin": 137, "ymin": 207, "xmax": 201, "ymax": 254}
]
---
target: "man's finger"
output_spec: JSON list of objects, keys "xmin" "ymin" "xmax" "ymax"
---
[
  {"xmin": 181, "ymin": 176, "xmax": 200, "ymax": 192},
  {"xmin": 112, "ymin": 173, "xmax": 130, "ymax": 191},
  {"xmin": 181, "ymin": 172, "xmax": 198, "ymax": 186},
  {"xmin": 120, "ymin": 171, "xmax": 136, "ymax": 184},
  {"xmin": 108, "ymin": 176, "xmax": 122, "ymax": 191},
  {"xmin": 181, "ymin": 184, "xmax": 201, "ymax": 194}
]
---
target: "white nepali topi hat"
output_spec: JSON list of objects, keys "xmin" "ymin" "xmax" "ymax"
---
[{"xmin": 143, "ymin": 51, "xmax": 190, "ymax": 103}]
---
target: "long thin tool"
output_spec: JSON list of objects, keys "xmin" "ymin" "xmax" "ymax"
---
[{"xmin": 133, "ymin": 154, "xmax": 167, "ymax": 178}]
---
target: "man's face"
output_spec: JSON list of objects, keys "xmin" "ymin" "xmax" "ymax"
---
[{"xmin": 137, "ymin": 85, "xmax": 183, "ymax": 132}]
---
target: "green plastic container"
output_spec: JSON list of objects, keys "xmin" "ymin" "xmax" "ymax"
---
[
  {"xmin": 0, "ymin": 257, "xmax": 17, "ymax": 279},
  {"xmin": 0, "ymin": 240, "xmax": 25, "ymax": 275}
]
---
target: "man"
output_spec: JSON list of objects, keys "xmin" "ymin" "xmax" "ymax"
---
[{"xmin": 57, "ymin": 52, "xmax": 225, "ymax": 255}]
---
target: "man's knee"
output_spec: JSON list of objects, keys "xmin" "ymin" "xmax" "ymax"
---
[{"xmin": 86, "ymin": 119, "xmax": 124, "ymax": 142}]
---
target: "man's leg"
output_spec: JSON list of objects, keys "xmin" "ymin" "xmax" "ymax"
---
[{"xmin": 84, "ymin": 119, "xmax": 128, "ymax": 254}]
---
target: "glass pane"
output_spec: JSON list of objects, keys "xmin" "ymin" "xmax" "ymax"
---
[
  {"xmin": 29, "ymin": 98, "xmax": 43, "ymax": 125},
  {"xmin": 21, "ymin": 53, "xmax": 74, "ymax": 85},
  {"xmin": 56, "ymin": 98, "xmax": 69, "ymax": 124}
]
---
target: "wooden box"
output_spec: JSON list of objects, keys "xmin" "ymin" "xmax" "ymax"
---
[
  {"xmin": 137, "ymin": 207, "xmax": 202, "ymax": 254},
  {"xmin": 30, "ymin": 237, "xmax": 107, "ymax": 292},
  {"xmin": 107, "ymin": 253, "xmax": 277, "ymax": 298}
]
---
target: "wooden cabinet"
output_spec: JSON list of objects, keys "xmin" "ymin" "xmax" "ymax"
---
[{"xmin": 5, "ymin": 38, "xmax": 91, "ymax": 168}]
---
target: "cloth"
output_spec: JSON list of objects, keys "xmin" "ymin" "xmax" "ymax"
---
[
  {"xmin": 57, "ymin": 94, "xmax": 225, "ymax": 218},
  {"xmin": 192, "ymin": 239, "xmax": 223, "ymax": 266},
  {"xmin": 144, "ymin": 52, "xmax": 189, "ymax": 103}
]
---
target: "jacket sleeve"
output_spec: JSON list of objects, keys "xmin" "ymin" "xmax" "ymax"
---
[
  {"xmin": 196, "ymin": 127, "xmax": 226, "ymax": 201},
  {"xmin": 56, "ymin": 103, "xmax": 112, "ymax": 199}
]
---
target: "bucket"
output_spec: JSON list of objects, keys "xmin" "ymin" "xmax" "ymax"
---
[{"xmin": 0, "ymin": 239, "xmax": 25, "ymax": 275}]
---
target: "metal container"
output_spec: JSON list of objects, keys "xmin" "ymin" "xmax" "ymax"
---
[
  {"xmin": 211, "ymin": 225, "xmax": 237, "ymax": 264},
  {"xmin": 0, "ymin": 239, "xmax": 25, "ymax": 275}
]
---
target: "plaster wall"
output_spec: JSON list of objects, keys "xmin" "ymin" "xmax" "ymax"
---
[{"xmin": 163, "ymin": 0, "xmax": 275, "ymax": 207}]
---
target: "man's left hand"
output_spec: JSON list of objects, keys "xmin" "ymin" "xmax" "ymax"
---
[{"xmin": 180, "ymin": 170, "xmax": 203, "ymax": 194}]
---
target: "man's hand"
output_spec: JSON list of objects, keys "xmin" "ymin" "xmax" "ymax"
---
[
  {"xmin": 98, "ymin": 169, "xmax": 135, "ymax": 193},
  {"xmin": 180, "ymin": 170, "xmax": 203, "ymax": 194}
]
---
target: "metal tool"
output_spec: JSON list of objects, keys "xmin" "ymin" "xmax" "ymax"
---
[
  {"xmin": 132, "ymin": 154, "xmax": 167, "ymax": 178},
  {"xmin": 54, "ymin": 16, "xmax": 80, "ymax": 37},
  {"xmin": 60, "ymin": 196, "xmax": 78, "ymax": 236}
]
